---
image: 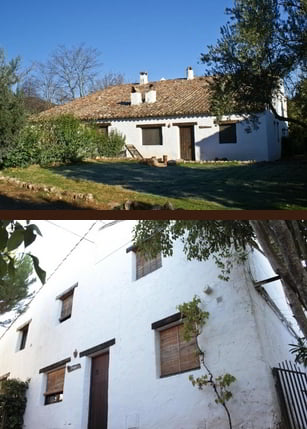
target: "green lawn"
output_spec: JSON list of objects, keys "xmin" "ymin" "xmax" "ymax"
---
[{"xmin": 1, "ymin": 159, "xmax": 307, "ymax": 210}]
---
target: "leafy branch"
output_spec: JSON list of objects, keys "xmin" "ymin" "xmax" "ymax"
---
[{"xmin": 178, "ymin": 295, "xmax": 236, "ymax": 429}]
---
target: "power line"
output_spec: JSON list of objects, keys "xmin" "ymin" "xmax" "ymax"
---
[{"xmin": 44, "ymin": 221, "xmax": 96, "ymax": 244}]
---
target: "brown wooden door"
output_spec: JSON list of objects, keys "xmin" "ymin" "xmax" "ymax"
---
[
  {"xmin": 88, "ymin": 352, "xmax": 109, "ymax": 429},
  {"xmin": 180, "ymin": 126, "xmax": 195, "ymax": 160}
]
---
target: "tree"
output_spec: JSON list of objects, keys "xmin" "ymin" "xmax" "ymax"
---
[
  {"xmin": 0, "ymin": 255, "xmax": 35, "ymax": 320},
  {"xmin": 90, "ymin": 72, "xmax": 125, "ymax": 92},
  {"xmin": 0, "ymin": 49, "xmax": 25, "ymax": 161},
  {"xmin": 133, "ymin": 220, "xmax": 307, "ymax": 338},
  {"xmin": 178, "ymin": 296, "xmax": 236, "ymax": 429},
  {"xmin": 46, "ymin": 43, "xmax": 102, "ymax": 102},
  {"xmin": 287, "ymin": 76, "xmax": 307, "ymax": 153},
  {"xmin": 0, "ymin": 220, "xmax": 46, "ymax": 286},
  {"xmin": 201, "ymin": 0, "xmax": 307, "ymax": 127}
]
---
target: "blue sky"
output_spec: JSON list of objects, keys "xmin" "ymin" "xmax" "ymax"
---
[{"xmin": 1, "ymin": 0, "xmax": 233, "ymax": 83}]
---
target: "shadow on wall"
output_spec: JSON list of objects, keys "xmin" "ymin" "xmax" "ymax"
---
[{"xmin": 194, "ymin": 119, "xmax": 276, "ymax": 162}]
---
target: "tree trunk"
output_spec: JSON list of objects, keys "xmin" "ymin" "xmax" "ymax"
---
[
  {"xmin": 250, "ymin": 220, "xmax": 307, "ymax": 338},
  {"xmin": 269, "ymin": 102, "xmax": 307, "ymax": 128}
]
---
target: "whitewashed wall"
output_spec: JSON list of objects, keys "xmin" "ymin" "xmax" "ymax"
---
[
  {"xmin": 0, "ymin": 221, "xmax": 297, "ymax": 429},
  {"xmin": 107, "ymin": 113, "xmax": 284, "ymax": 162}
]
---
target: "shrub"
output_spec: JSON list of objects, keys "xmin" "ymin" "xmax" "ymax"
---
[
  {"xmin": 97, "ymin": 130, "xmax": 126, "ymax": 157},
  {"xmin": 3, "ymin": 125, "xmax": 42, "ymax": 167},
  {"xmin": 2, "ymin": 115, "xmax": 127, "ymax": 168},
  {"xmin": 0, "ymin": 378, "xmax": 29, "ymax": 429}
]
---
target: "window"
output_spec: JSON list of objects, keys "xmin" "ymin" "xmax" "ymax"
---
[
  {"xmin": 142, "ymin": 127, "xmax": 162, "ymax": 145},
  {"xmin": 19, "ymin": 323, "xmax": 29, "ymax": 350},
  {"xmin": 136, "ymin": 251, "xmax": 162, "ymax": 280},
  {"xmin": 219, "ymin": 123, "xmax": 237, "ymax": 144},
  {"xmin": 98, "ymin": 125, "xmax": 109, "ymax": 136},
  {"xmin": 59, "ymin": 291, "xmax": 74, "ymax": 322},
  {"xmin": 159, "ymin": 324, "xmax": 200, "ymax": 377},
  {"xmin": 44, "ymin": 367, "xmax": 65, "ymax": 405}
]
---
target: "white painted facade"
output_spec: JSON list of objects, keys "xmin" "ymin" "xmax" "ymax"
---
[
  {"xmin": 0, "ymin": 221, "xmax": 298, "ymax": 429},
  {"xmin": 105, "ymin": 110, "xmax": 286, "ymax": 162}
]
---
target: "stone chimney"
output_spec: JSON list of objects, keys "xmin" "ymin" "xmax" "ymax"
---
[
  {"xmin": 131, "ymin": 86, "xmax": 142, "ymax": 105},
  {"xmin": 145, "ymin": 84, "xmax": 156, "ymax": 103},
  {"xmin": 140, "ymin": 72, "xmax": 148, "ymax": 85},
  {"xmin": 186, "ymin": 66, "xmax": 194, "ymax": 80}
]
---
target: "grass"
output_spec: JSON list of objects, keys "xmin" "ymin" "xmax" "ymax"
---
[{"xmin": 1, "ymin": 159, "xmax": 307, "ymax": 210}]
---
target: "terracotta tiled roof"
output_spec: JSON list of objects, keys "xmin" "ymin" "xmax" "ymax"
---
[{"xmin": 37, "ymin": 77, "xmax": 213, "ymax": 120}]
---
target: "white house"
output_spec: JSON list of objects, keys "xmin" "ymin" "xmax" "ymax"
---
[
  {"xmin": 0, "ymin": 220, "xmax": 300, "ymax": 429},
  {"xmin": 38, "ymin": 68, "xmax": 288, "ymax": 162}
]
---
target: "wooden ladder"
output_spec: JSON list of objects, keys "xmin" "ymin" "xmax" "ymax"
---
[{"xmin": 126, "ymin": 144, "xmax": 143, "ymax": 159}]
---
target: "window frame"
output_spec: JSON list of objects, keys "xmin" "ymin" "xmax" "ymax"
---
[
  {"xmin": 152, "ymin": 314, "xmax": 200, "ymax": 378},
  {"xmin": 44, "ymin": 366, "xmax": 66, "ymax": 405},
  {"xmin": 39, "ymin": 357, "xmax": 71, "ymax": 406},
  {"xmin": 17, "ymin": 321, "xmax": 31, "ymax": 351},
  {"xmin": 135, "ymin": 250, "xmax": 162, "ymax": 280},
  {"xmin": 137, "ymin": 124, "xmax": 165, "ymax": 146},
  {"xmin": 56, "ymin": 283, "xmax": 78, "ymax": 323},
  {"xmin": 59, "ymin": 291, "xmax": 74, "ymax": 322},
  {"xmin": 219, "ymin": 123, "xmax": 237, "ymax": 144}
]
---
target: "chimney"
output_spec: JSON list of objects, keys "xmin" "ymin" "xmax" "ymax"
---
[
  {"xmin": 145, "ymin": 84, "xmax": 156, "ymax": 103},
  {"xmin": 186, "ymin": 66, "xmax": 194, "ymax": 80},
  {"xmin": 140, "ymin": 72, "xmax": 148, "ymax": 85},
  {"xmin": 131, "ymin": 86, "xmax": 142, "ymax": 105}
]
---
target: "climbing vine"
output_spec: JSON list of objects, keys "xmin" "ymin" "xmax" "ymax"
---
[{"xmin": 178, "ymin": 295, "xmax": 236, "ymax": 429}]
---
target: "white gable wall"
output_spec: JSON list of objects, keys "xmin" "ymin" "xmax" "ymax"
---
[{"xmin": 0, "ymin": 221, "xmax": 297, "ymax": 429}]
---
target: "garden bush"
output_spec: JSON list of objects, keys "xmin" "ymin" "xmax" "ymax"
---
[
  {"xmin": 0, "ymin": 378, "xmax": 29, "ymax": 429},
  {"xmin": 2, "ymin": 114, "xmax": 126, "ymax": 168},
  {"xmin": 96, "ymin": 130, "xmax": 126, "ymax": 157}
]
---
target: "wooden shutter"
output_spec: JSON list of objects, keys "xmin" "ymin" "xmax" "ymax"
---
[
  {"xmin": 45, "ymin": 367, "xmax": 65, "ymax": 395},
  {"xmin": 160, "ymin": 324, "xmax": 200, "ymax": 377},
  {"xmin": 219, "ymin": 124, "xmax": 237, "ymax": 144},
  {"xmin": 60, "ymin": 292, "xmax": 73, "ymax": 321},
  {"xmin": 142, "ymin": 128, "xmax": 162, "ymax": 145},
  {"xmin": 178, "ymin": 325, "xmax": 200, "ymax": 372},
  {"xmin": 136, "ymin": 252, "xmax": 162, "ymax": 280}
]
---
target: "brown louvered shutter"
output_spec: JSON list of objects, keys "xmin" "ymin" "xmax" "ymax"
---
[
  {"xmin": 45, "ymin": 367, "xmax": 65, "ymax": 395},
  {"xmin": 60, "ymin": 292, "xmax": 73, "ymax": 321},
  {"xmin": 136, "ymin": 252, "xmax": 162, "ymax": 280},
  {"xmin": 160, "ymin": 324, "xmax": 200, "ymax": 377},
  {"xmin": 160, "ymin": 325, "xmax": 181, "ymax": 376},
  {"xmin": 178, "ymin": 325, "xmax": 200, "ymax": 372},
  {"xmin": 142, "ymin": 128, "xmax": 162, "ymax": 145}
]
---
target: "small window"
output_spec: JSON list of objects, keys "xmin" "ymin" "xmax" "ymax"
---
[
  {"xmin": 142, "ymin": 127, "xmax": 162, "ymax": 145},
  {"xmin": 98, "ymin": 125, "xmax": 109, "ymax": 136},
  {"xmin": 59, "ymin": 291, "xmax": 74, "ymax": 322},
  {"xmin": 44, "ymin": 366, "xmax": 65, "ymax": 405},
  {"xmin": 219, "ymin": 123, "xmax": 237, "ymax": 144},
  {"xmin": 19, "ymin": 324, "xmax": 29, "ymax": 350},
  {"xmin": 136, "ymin": 251, "xmax": 162, "ymax": 280},
  {"xmin": 159, "ymin": 324, "xmax": 200, "ymax": 377}
]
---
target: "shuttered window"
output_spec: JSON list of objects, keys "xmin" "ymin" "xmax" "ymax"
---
[
  {"xmin": 45, "ymin": 367, "xmax": 65, "ymax": 405},
  {"xmin": 219, "ymin": 124, "xmax": 237, "ymax": 144},
  {"xmin": 142, "ymin": 127, "xmax": 162, "ymax": 145},
  {"xmin": 136, "ymin": 251, "xmax": 162, "ymax": 280},
  {"xmin": 59, "ymin": 291, "xmax": 74, "ymax": 322},
  {"xmin": 160, "ymin": 324, "xmax": 200, "ymax": 377}
]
